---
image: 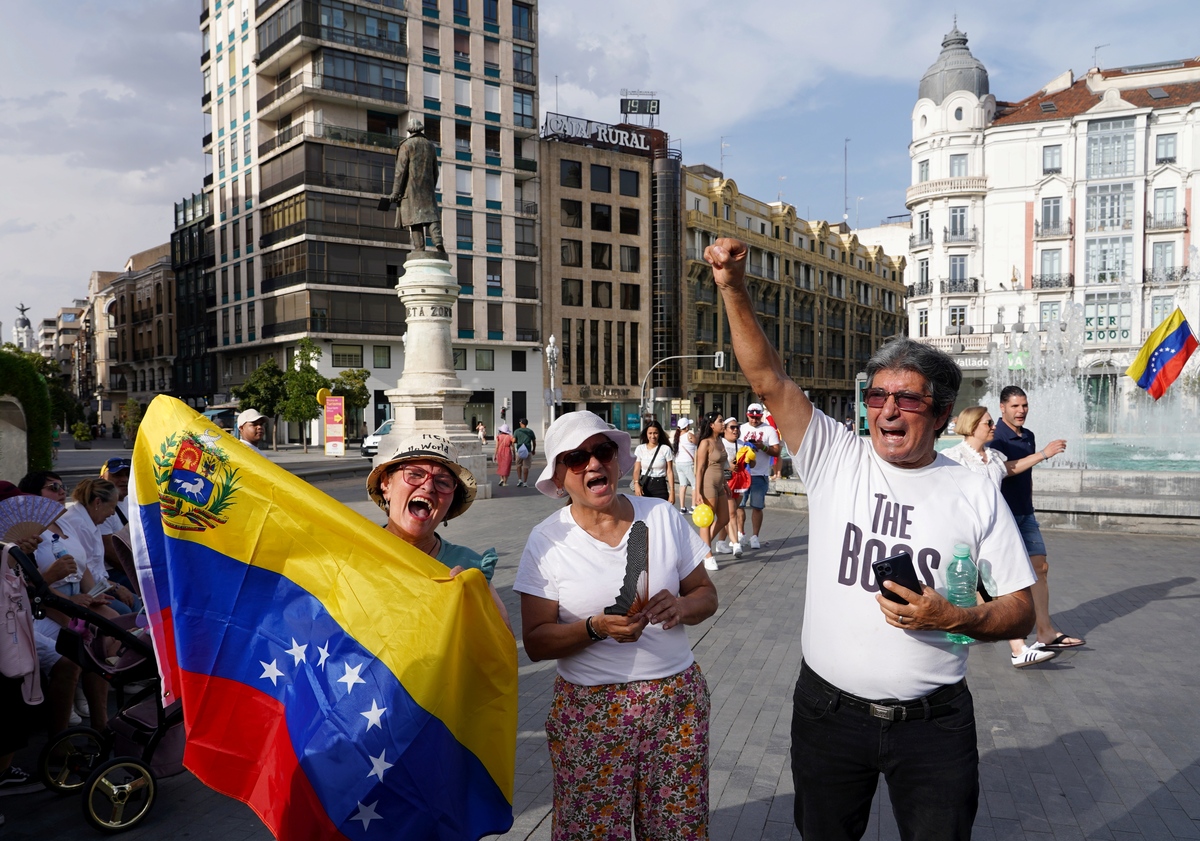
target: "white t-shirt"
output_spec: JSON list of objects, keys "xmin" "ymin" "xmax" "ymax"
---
[
  {"xmin": 721, "ymin": 436, "xmax": 738, "ymax": 464},
  {"xmin": 99, "ymin": 498, "xmax": 130, "ymax": 542},
  {"xmin": 942, "ymin": 441, "xmax": 1008, "ymax": 489},
  {"xmin": 514, "ymin": 495, "xmax": 708, "ymax": 686},
  {"xmin": 58, "ymin": 502, "xmax": 107, "ymax": 584},
  {"xmin": 791, "ymin": 409, "xmax": 1034, "ymax": 700},
  {"xmin": 676, "ymin": 433, "xmax": 697, "ymax": 466},
  {"xmin": 633, "ymin": 443, "xmax": 674, "ymax": 478},
  {"xmin": 739, "ymin": 422, "xmax": 781, "ymax": 478}
]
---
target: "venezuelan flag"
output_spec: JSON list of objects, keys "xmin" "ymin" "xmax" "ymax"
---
[
  {"xmin": 1125, "ymin": 308, "xmax": 1199, "ymax": 400},
  {"xmin": 128, "ymin": 396, "xmax": 515, "ymax": 840}
]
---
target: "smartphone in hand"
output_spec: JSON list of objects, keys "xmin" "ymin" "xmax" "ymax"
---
[{"xmin": 872, "ymin": 552, "xmax": 922, "ymax": 604}]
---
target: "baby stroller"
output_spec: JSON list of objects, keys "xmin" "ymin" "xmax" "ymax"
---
[{"xmin": 11, "ymin": 544, "xmax": 186, "ymax": 834}]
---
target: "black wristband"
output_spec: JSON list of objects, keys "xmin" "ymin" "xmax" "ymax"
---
[{"xmin": 585, "ymin": 616, "xmax": 605, "ymax": 641}]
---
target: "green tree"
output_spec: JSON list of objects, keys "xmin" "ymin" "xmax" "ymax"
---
[
  {"xmin": 281, "ymin": 338, "xmax": 331, "ymax": 453},
  {"xmin": 122, "ymin": 399, "xmax": 145, "ymax": 444},
  {"xmin": 330, "ymin": 367, "xmax": 371, "ymax": 438},
  {"xmin": 0, "ymin": 346, "xmax": 53, "ymax": 470},
  {"xmin": 1, "ymin": 342, "xmax": 83, "ymax": 429},
  {"xmin": 233, "ymin": 357, "xmax": 287, "ymax": 450}
]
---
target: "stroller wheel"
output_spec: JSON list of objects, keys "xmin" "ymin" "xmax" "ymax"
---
[
  {"xmin": 38, "ymin": 726, "xmax": 107, "ymax": 793},
  {"xmin": 83, "ymin": 758, "xmax": 157, "ymax": 834}
]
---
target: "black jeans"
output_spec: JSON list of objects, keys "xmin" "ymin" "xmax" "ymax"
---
[
  {"xmin": 791, "ymin": 662, "xmax": 979, "ymax": 840},
  {"xmin": 639, "ymin": 476, "xmax": 670, "ymax": 500}
]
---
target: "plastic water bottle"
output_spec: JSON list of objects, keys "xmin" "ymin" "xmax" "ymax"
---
[
  {"xmin": 51, "ymin": 534, "xmax": 82, "ymax": 584},
  {"xmin": 945, "ymin": 543, "xmax": 977, "ymax": 645}
]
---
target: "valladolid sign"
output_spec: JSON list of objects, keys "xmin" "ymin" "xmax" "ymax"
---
[{"xmin": 543, "ymin": 112, "xmax": 651, "ymax": 152}]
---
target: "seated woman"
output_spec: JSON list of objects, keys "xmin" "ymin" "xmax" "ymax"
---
[
  {"xmin": 515, "ymin": 411, "xmax": 719, "ymax": 840},
  {"xmin": 366, "ymin": 434, "xmax": 510, "ymax": 630}
]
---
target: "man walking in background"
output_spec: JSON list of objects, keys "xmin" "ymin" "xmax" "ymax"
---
[
  {"xmin": 990, "ymin": 386, "xmax": 1085, "ymax": 667},
  {"xmin": 738, "ymin": 403, "xmax": 781, "ymax": 549},
  {"xmin": 513, "ymin": 419, "xmax": 536, "ymax": 488}
]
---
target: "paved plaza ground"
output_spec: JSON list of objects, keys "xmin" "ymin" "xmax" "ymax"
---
[{"xmin": 5, "ymin": 467, "xmax": 1199, "ymax": 840}]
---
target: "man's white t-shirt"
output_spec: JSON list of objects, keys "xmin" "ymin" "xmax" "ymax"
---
[
  {"xmin": 791, "ymin": 409, "xmax": 1035, "ymax": 700},
  {"xmin": 514, "ymin": 495, "xmax": 708, "ymax": 686},
  {"xmin": 739, "ymin": 421, "xmax": 780, "ymax": 478},
  {"xmin": 633, "ymin": 443, "xmax": 674, "ymax": 478}
]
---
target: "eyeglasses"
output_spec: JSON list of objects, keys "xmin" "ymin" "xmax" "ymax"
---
[
  {"xmin": 44, "ymin": 482, "xmax": 66, "ymax": 493},
  {"xmin": 394, "ymin": 465, "xmax": 458, "ymax": 495},
  {"xmin": 981, "ymin": 419, "xmax": 995, "ymax": 428},
  {"xmin": 560, "ymin": 440, "xmax": 620, "ymax": 473},
  {"xmin": 864, "ymin": 388, "xmax": 932, "ymax": 412}
]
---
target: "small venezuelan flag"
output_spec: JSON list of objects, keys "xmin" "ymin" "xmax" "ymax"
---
[
  {"xmin": 129, "ymin": 396, "xmax": 516, "ymax": 840},
  {"xmin": 1124, "ymin": 308, "xmax": 1198, "ymax": 400}
]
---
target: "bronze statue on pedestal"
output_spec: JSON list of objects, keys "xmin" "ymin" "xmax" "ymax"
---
[{"xmin": 384, "ymin": 118, "xmax": 445, "ymax": 254}]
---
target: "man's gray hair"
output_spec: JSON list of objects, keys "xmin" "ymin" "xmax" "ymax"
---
[
  {"xmin": 407, "ymin": 117, "xmax": 425, "ymax": 134},
  {"xmin": 865, "ymin": 336, "xmax": 962, "ymax": 435}
]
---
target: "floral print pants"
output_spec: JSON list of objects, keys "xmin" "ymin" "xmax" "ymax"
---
[{"xmin": 546, "ymin": 662, "xmax": 710, "ymax": 840}]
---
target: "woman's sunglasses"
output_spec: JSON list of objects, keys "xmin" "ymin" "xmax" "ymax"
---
[{"xmin": 560, "ymin": 440, "xmax": 620, "ymax": 473}]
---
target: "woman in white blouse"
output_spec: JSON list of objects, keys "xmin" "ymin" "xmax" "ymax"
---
[
  {"xmin": 942, "ymin": 406, "xmax": 1046, "ymax": 487},
  {"xmin": 630, "ymin": 420, "xmax": 676, "ymax": 505}
]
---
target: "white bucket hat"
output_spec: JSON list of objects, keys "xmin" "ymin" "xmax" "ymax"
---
[
  {"xmin": 366, "ymin": 433, "xmax": 478, "ymax": 521},
  {"xmin": 535, "ymin": 412, "xmax": 634, "ymax": 498}
]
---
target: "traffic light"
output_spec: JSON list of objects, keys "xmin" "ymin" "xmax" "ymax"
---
[{"xmin": 714, "ymin": 351, "xmax": 725, "ymax": 369}]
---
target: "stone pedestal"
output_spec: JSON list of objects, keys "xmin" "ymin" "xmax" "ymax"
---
[{"xmin": 374, "ymin": 252, "xmax": 490, "ymax": 498}]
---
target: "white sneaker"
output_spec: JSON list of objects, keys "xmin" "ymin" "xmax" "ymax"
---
[
  {"xmin": 714, "ymin": 541, "xmax": 733, "ymax": 555},
  {"xmin": 74, "ymin": 685, "xmax": 90, "ymax": 719},
  {"xmin": 68, "ymin": 710, "xmax": 82, "ymax": 726},
  {"xmin": 1011, "ymin": 643, "xmax": 1058, "ymax": 669},
  {"xmin": 732, "ymin": 542, "xmax": 743, "ymax": 558},
  {"xmin": 703, "ymin": 555, "xmax": 719, "ymax": 571},
  {"xmin": 749, "ymin": 535, "xmax": 761, "ymax": 550}
]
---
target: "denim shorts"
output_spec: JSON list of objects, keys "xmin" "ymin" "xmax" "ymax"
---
[
  {"xmin": 675, "ymin": 462, "xmax": 696, "ymax": 488},
  {"xmin": 1013, "ymin": 513, "xmax": 1046, "ymax": 556},
  {"xmin": 739, "ymin": 475, "xmax": 769, "ymax": 509}
]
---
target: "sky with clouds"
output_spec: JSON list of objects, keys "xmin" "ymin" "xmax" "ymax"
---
[{"xmin": 2, "ymin": 0, "xmax": 1198, "ymax": 331}]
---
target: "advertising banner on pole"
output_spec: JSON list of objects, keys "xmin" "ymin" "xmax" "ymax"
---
[{"xmin": 324, "ymin": 396, "xmax": 345, "ymax": 457}]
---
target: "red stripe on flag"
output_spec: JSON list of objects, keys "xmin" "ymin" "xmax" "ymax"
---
[
  {"xmin": 1149, "ymin": 333, "xmax": 1199, "ymax": 399},
  {"xmin": 178, "ymin": 671, "xmax": 348, "ymax": 841}
]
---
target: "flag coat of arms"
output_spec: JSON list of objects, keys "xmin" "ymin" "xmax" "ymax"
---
[
  {"xmin": 129, "ymin": 396, "xmax": 516, "ymax": 840},
  {"xmin": 1124, "ymin": 307, "xmax": 1198, "ymax": 400}
]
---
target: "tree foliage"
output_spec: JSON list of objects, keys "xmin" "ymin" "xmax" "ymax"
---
[
  {"xmin": 233, "ymin": 357, "xmax": 286, "ymax": 418},
  {"xmin": 281, "ymin": 338, "xmax": 331, "ymax": 453},
  {"xmin": 0, "ymin": 346, "xmax": 53, "ymax": 471},
  {"xmin": 1, "ymin": 342, "xmax": 83, "ymax": 430},
  {"xmin": 331, "ymin": 368, "xmax": 371, "ymax": 413},
  {"xmin": 122, "ymin": 399, "xmax": 145, "ymax": 444}
]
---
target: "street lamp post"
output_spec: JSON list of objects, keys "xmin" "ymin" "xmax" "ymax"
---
[
  {"xmin": 638, "ymin": 352, "xmax": 725, "ymax": 423},
  {"xmin": 545, "ymin": 334, "xmax": 559, "ymax": 425}
]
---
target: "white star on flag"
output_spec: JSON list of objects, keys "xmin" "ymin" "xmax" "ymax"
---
[
  {"xmin": 338, "ymin": 662, "xmax": 366, "ymax": 693},
  {"xmin": 351, "ymin": 800, "xmax": 382, "ymax": 830},
  {"xmin": 260, "ymin": 660, "xmax": 284, "ymax": 686},
  {"xmin": 361, "ymin": 699, "xmax": 386, "ymax": 730},
  {"xmin": 286, "ymin": 638, "xmax": 308, "ymax": 666},
  {"xmin": 367, "ymin": 750, "xmax": 394, "ymax": 781},
  {"xmin": 317, "ymin": 642, "xmax": 331, "ymax": 670}
]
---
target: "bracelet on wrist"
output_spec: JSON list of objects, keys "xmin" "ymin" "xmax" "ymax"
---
[{"xmin": 585, "ymin": 616, "xmax": 605, "ymax": 642}]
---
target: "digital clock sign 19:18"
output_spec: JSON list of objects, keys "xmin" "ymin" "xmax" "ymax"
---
[{"xmin": 620, "ymin": 98, "xmax": 660, "ymax": 115}]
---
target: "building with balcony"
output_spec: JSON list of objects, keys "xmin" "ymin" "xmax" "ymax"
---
[
  {"xmin": 192, "ymin": 0, "xmax": 541, "ymax": 442},
  {"xmin": 172, "ymin": 192, "xmax": 217, "ymax": 409},
  {"xmin": 99, "ymin": 245, "xmax": 177, "ymax": 414},
  {"xmin": 684, "ymin": 166, "xmax": 907, "ymax": 423},
  {"xmin": 903, "ymin": 24, "xmax": 1200, "ymax": 424}
]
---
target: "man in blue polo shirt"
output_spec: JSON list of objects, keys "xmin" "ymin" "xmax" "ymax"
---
[{"xmin": 989, "ymin": 385, "xmax": 1086, "ymax": 667}]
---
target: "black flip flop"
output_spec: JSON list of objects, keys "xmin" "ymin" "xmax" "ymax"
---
[{"xmin": 1043, "ymin": 633, "xmax": 1085, "ymax": 650}]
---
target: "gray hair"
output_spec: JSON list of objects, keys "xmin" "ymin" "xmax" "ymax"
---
[
  {"xmin": 865, "ymin": 336, "xmax": 961, "ymax": 435},
  {"xmin": 407, "ymin": 117, "xmax": 425, "ymax": 134}
]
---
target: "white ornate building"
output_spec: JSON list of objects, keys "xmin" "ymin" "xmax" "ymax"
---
[{"xmin": 904, "ymin": 25, "xmax": 1200, "ymax": 429}]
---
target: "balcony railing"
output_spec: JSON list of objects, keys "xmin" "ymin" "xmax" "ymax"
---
[
  {"xmin": 262, "ymin": 317, "xmax": 406, "ymax": 338},
  {"xmin": 695, "ymin": 284, "xmax": 716, "ymax": 304},
  {"xmin": 905, "ymin": 176, "xmax": 988, "ymax": 207},
  {"xmin": 261, "ymin": 270, "xmax": 398, "ymax": 294},
  {"xmin": 515, "ymin": 242, "xmax": 538, "ymax": 256},
  {"xmin": 258, "ymin": 71, "xmax": 407, "ymax": 113},
  {"xmin": 514, "ymin": 156, "xmax": 537, "ymax": 172},
  {"xmin": 515, "ymin": 328, "xmax": 540, "ymax": 342},
  {"xmin": 1144, "ymin": 266, "xmax": 1189, "ymax": 284},
  {"xmin": 1085, "ymin": 216, "xmax": 1134, "ymax": 233},
  {"xmin": 940, "ymin": 277, "xmax": 979, "ymax": 294},
  {"xmin": 260, "ymin": 167, "xmax": 389, "ymax": 202},
  {"xmin": 513, "ymin": 68, "xmax": 535, "ymax": 86},
  {"xmin": 944, "ymin": 226, "xmax": 977, "ymax": 244},
  {"xmin": 696, "ymin": 327, "xmax": 716, "ymax": 343},
  {"xmin": 909, "ymin": 233, "xmax": 932, "ymax": 249},
  {"xmin": 257, "ymin": 20, "xmax": 407, "ymax": 65},
  {"xmin": 1034, "ymin": 219, "xmax": 1072, "ymax": 238},
  {"xmin": 907, "ymin": 280, "xmax": 933, "ymax": 297},
  {"xmin": 517, "ymin": 201, "xmax": 538, "ymax": 216},
  {"xmin": 1031, "ymin": 273, "xmax": 1074, "ymax": 289},
  {"xmin": 260, "ymin": 219, "xmax": 406, "ymax": 248},
  {"xmin": 1146, "ymin": 210, "xmax": 1188, "ymax": 231},
  {"xmin": 513, "ymin": 24, "xmax": 534, "ymax": 42},
  {"xmin": 259, "ymin": 120, "xmax": 403, "ymax": 157}
]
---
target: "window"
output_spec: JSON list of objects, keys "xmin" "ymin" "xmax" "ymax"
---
[
  {"xmin": 513, "ymin": 44, "xmax": 534, "ymax": 85},
  {"xmin": 513, "ymin": 89, "xmax": 534, "ymax": 128},
  {"xmin": 515, "ymin": 217, "xmax": 535, "ymax": 255},
  {"xmin": 619, "ymin": 245, "xmax": 640, "ymax": 272},
  {"xmin": 561, "ymin": 278, "xmax": 583, "ymax": 306},
  {"xmin": 374, "ymin": 345, "xmax": 391, "ymax": 368},
  {"xmin": 458, "ymin": 299, "xmax": 474, "ymax": 333},
  {"xmin": 483, "ymin": 0, "xmax": 498, "ymax": 23},
  {"xmin": 1085, "ymin": 236, "xmax": 1133, "ymax": 284},
  {"xmin": 591, "ymin": 164, "xmax": 611, "ymax": 193},
  {"xmin": 1156, "ymin": 133, "xmax": 1177, "ymax": 164},
  {"xmin": 475, "ymin": 348, "xmax": 494, "ymax": 370},
  {"xmin": 453, "ymin": 347, "xmax": 466, "ymax": 370},
  {"xmin": 1087, "ymin": 118, "xmax": 1135, "ymax": 179},
  {"xmin": 949, "ymin": 154, "xmax": 967, "ymax": 177},
  {"xmin": 1041, "ymin": 197, "xmax": 1062, "ymax": 230},
  {"xmin": 591, "ymin": 242, "xmax": 612, "ymax": 270},
  {"xmin": 1040, "ymin": 249, "xmax": 1062, "ymax": 276},
  {"xmin": 512, "ymin": 1, "xmax": 533, "ymax": 40},
  {"xmin": 1152, "ymin": 187, "xmax": 1177, "ymax": 225},
  {"xmin": 454, "ymin": 76, "xmax": 470, "ymax": 106},
  {"xmin": 487, "ymin": 302, "xmax": 502, "ymax": 337},
  {"xmin": 423, "ymin": 69, "xmax": 441, "ymax": 100},
  {"xmin": 949, "ymin": 207, "xmax": 967, "ymax": 237},
  {"xmin": 918, "ymin": 258, "xmax": 929, "ymax": 284},
  {"xmin": 917, "ymin": 211, "xmax": 931, "ymax": 241},
  {"xmin": 917, "ymin": 160, "xmax": 929, "ymax": 183},
  {"xmin": 918, "ymin": 309, "xmax": 928, "ymax": 338},
  {"xmin": 455, "ymin": 168, "xmax": 472, "ymax": 196},
  {"xmin": 591, "ymin": 203, "xmax": 612, "ymax": 231},
  {"xmin": 457, "ymin": 210, "xmax": 473, "ymax": 241},
  {"xmin": 1039, "ymin": 302, "xmax": 1061, "ymax": 330},
  {"xmin": 949, "ymin": 255, "xmax": 967, "ymax": 282},
  {"xmin": 561, "ymin": 239, "xmax": 582, "ymax": 266},
  {"xmin": 592, "ymin": 281, "xmax": 612, "ymax": 308},
  {"xmin": 485, "ymin": 171, "xmax": 501, "ymax": 202},
  {"xmin": 560, "ymin": 198, "xmax": 582, "ymax": 227},
  {"xmin": 453, "ymin": 29, "xmax": 469, "ymax": 61},
  {"xmin": 1083, "ymin": 291, "xmax": 1131, "ymax": 343},
  {"xmin": 619, "ymin": 169, "xmax": 639, "ymax": 197},
  {"xmin": 620, "ymin": 283, "xmax": 640, "ymax": 310},
  {"xmin": 560, "ymin": 159, "xmax": 582, "ymax": 188},
  {"xmin": 954, "ymin": 106, "xmax": 963, "ymax": 121},
  {"xmin": 331, "ymin": 344, "xmax": 363, "ymax": 367},
  {"xmin": 456, "ymin": 255, "xmax": 474, "ymax": 290},
  {"xmin": 949, "ymin": 306, "xmax": 966, "ymax": 328},
  {"xmin": 486, "ymin": 258, "xmax": 502, "ymax": 289},
  {"xmin": 619, "ymin": 207, "xmax": 639, "ymax": 235},
  {"xmin": 512, "ymin": 350, "xmax": 526, "ymax": 371},
  {"xmin": 484, "ymin": 82, "xmax": 500, "ymax": 113},
  {"xmin": 1086, "ymin": 183, "xmax": 1134, "ymax": 232},
  {"xmin": 454, "ymin": 121, "xmax": 471, "ymax": 153},
  {"xmin": 485, "ymin": 214, "xmax": 501, "ymax": 247},
  {"xmin": 1151, "ymin": 295, "xmax": 1174, "ymax": 328},
  {"xmin": 1042, "ymin": 145, "xmax": 1062, "ymax": 174}
]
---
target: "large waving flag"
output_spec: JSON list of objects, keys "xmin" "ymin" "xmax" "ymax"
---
[
  {"xmin": 128, "ymin": 396, "xmax": 516, "ymax": 840},
  {"xmin": 1125, "ymin": 308, "xmax": 1198, "ymax": 400}
]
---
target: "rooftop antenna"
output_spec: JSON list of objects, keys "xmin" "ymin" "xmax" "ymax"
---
[
  {"xmin": 1092, "ymin": 43, "xmax": 1109, "ymax": 69},
  {"xmin": 777, "ymin": 175, "xmax": 787, "ymax": 202},
  {"xmin": 843, "ymin": 137, "xmax": 851, "ymax": 223},
  {"xmin": 720, "ymin": 136, "xmax": 731, "ymax": 176},
  {"xmin": 555, "ymin": 75, "xmax": 559, "ymax": 112}
]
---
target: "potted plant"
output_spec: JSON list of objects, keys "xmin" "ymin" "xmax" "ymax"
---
[{"xmin": 71, "ymin": 421, "xmax": 93, "ymax": 449}]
